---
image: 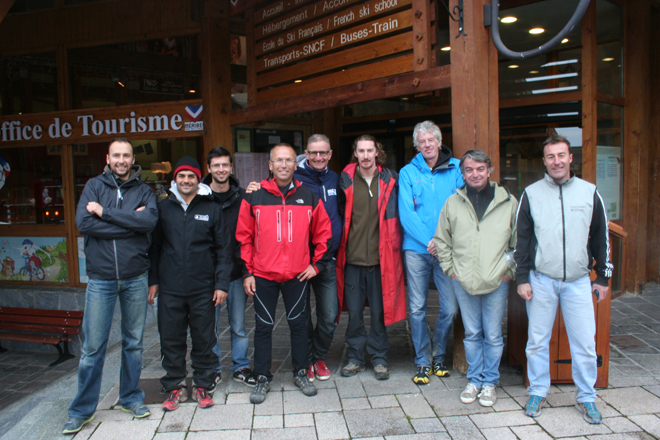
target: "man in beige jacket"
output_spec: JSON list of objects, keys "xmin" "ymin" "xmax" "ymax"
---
[{"xmin": 434, "ymin": 149, "xmax": 517, "ymax": 407}]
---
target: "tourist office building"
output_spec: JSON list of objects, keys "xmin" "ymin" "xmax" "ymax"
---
[{"xmin": 0, "ymin": 0, "xmax": 658, "ymax": 370}]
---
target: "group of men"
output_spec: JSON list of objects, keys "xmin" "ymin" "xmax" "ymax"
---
[{"xmin": 63, "ymin": 120, "xmax": 612, "ymax": 434}]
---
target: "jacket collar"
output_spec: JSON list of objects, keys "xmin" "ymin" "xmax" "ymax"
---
[
  {"xmin": 102, "ymin": 164, "xmax": 142, "ymax": 186},
  {"xmin": 543, "ymin": 171, "xmax": 576, "ymax": 187},
  {"xmin": 168, "ymin": 180, "xmax": 212, "ymax": 207}
]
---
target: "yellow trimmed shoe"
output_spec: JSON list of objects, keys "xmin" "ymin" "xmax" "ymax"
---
[
  {"xmin": 413, "ymin": 366, "xmax": 431, "ymax": 384},
  {"xmin": 432, "ymin": 362, "xmax": 450, "ymax": 377}
]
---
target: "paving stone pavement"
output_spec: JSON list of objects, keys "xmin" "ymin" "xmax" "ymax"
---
[{"xmin": 2, "ymin": 286, "xmax": 660, "ymax": 439}]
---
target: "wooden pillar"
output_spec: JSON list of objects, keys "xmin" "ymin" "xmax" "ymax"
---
[
  {"xmin": 581, "ymin": 1, "xmax": 597, "ymax": 184},
  {"xmin": 449, "ymin": 0, "xmax": 499, "ymax": 165},
  {"xmin": 0, "ymin": 0, "xmax": 15, "ymax": 24},
  {"xmin": 200, "ymin": 0, "xmax": 232, "ymax": 156},
  {"xmin": 646, "ymin": 5, "xmax": 660, "ymax": 283},
  {"xmin": 448, "ymin": 0, "xmax": 499, "ymax": 374},
  {"xmin": 622, "ymin": 0, "xmax": 651, "ymax": 294}
]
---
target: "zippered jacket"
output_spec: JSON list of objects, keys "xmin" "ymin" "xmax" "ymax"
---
[
  {"xmin": 336, "ymin": 163, "xmax": 406, "ymax": 326},
  {"xmin": 202, "ymin": 173, "xmax": 246, "ymax": 281},
  {"xmin": 148, "ymin": 181, "xmax": 231, "ymax": 295},
  {"xmin": 76, "ymin": 165, "xmax": 158, "ymax": 280},
  {"xmin": 514, "ymin": 173, "xmax": 613, "ymax": 285},
  {"xmin": 434, "ymin": 182, "xmax": 517, "ymax": 295},
  {"xmin": 294, "ymin": 156, "xmax": 342, "ymax": 254},
  {"xmin": 236, "ymin": 178, "xmax": 333, "ymax": 283},
  {"xmin": 399, "ymin": 149, "xmax": 464, "ymax": 254}
]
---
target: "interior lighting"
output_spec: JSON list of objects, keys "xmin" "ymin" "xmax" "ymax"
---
[
  {"xmin": 529, "ymin": 70, "xmax": 540, "ymax": 74},
  {"xmin": 540, "ymin": 59, "xmax": 578, "ymax": 67},
  {"xmin": 188, "ymin": 89, "xmax": 196, "ymax": 93},
  {"xmin": 531, "ymin": 85, "xmax": 578, "ymax": 94},
  {"xmin": 529, "ymin": 28, "xmax": 545, "ymax": 34},
  {"xmin": 547, "ymin": 112, "xmax": 579, "ymax": 117},
  {"xmin": 561, "ymin": 38, "xmax": 569, "ymax": 43},
  {"xmin": 508, "ymin": 65, "xmax": 519, "ymax": 69},
  {"xmin": 602, "ymin": 57, "xmax": 615, "ymax": 62},
  {"xmin": 520, "ymin": 72, "xmax": 578, "ymax": 83},
  {"xmin": 501, "ymin": 16, "xmax": 517, "ymax": 23},
  {"xmin": 441, "ymin": 46, "xmax": 451, "ymax": 51},
  {"xmin": 294, "ymin": 79, "xmax": 302, "ymax": 83}
]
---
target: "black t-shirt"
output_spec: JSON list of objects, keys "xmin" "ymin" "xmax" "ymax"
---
[{"xmin": 213, "ymin": 190, "xmax": 232, "ymax": 205}]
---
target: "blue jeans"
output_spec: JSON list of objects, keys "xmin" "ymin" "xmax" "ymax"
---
[
  {"xmin": 68, "ymin": 271, "xmax": 149, "ymax": 419},
  {"xmin": 307, "ymin": 259, "xmax": 339, "ymax": 363},
  {"xmin": 453, "ymin": 279, "xmax": 509, "ymax": 388},
  {"xmin": 213, "ymin": 279, "xmax": 250, "ymax": 372},
  {"xmin": 526, "ymin": 271, "xmax": 597, "ymax": 403},
  {"xmin": 404, "ymin": 250, "xmax": 458, "ymax": 367}
]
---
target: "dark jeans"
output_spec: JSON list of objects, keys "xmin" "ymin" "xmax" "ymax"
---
[
  {"xmin": 253, "ymin": 276, "xmax": 309, "ymax": 379},
  {"xmin": 158, "ymin": 291, "xmax": 219, "ymax": 391},
  {"xmin": 344, "ymin": 264, "xmax": 389, "ymax": 366},
  {"xmin": 307, "ymin": 259, "xmax": 339, "ymax": 363}
]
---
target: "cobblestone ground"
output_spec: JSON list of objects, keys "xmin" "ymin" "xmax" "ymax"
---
[{"xmin": 2, "ymin": 286, "xmax": 660, "ymax": 440}]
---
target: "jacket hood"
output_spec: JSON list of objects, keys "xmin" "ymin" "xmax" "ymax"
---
[
  {"xmin": 457, "ymin": 181, "xmax": 511, "ymax": 206},
  {"xmin": 102, "ymin": 164, "xmax": 142, "ymax": 186},
  {"xmin": 168, "ymin": 180, "xmax": 213, "ymax": 206},
  {"xmin": 410, "ymin": 145, "xmax": 455, "ymax": 172},
  {"xmin": 296, "ymin": 155, "xmax": 329, "ymax": 176},
  {"xmin": 261, "ymin": 177, "xmax": 299, "ymax": 197}
]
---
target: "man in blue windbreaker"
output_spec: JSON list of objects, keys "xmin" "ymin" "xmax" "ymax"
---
[{"xmin": 398, "ymin": 121, "xmax": 464, "ymax": 385}]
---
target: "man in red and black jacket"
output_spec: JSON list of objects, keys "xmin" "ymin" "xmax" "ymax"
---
[{"xmin": 236, "ymin": 143, "xmax": 333, "ymax": 405}]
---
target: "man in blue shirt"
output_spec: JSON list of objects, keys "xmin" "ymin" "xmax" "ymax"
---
[{"xmin": 398, "ymin": 121, "xmax": 464, "ymax": 384}]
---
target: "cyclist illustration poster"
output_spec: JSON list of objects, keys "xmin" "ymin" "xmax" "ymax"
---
[{"xmin": 0, "ymin": 237, "xmax": 67, "ymax": 282}]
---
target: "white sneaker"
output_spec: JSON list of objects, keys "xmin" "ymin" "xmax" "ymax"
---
[
  {"xmin": 460, "ymin": 383, "xmax": 481, "ymax": 404},
  {"xmin": 478, "ymin": 385, "xmax": 497, "ymax": 407}
]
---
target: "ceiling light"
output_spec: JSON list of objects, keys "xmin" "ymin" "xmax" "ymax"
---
[
  {"xmin": 561, "ymin": 38, "xmax": 569, "ymax": 43},
  {"xmin": 294, "ymin": 79, "xmax": 302, "ymax": 83},
  {"xmin": 401, "ymin": 97, "xmax": 409, "ymax": 100},
  {"xmin": 541, "ymin": 59, "xmax": 578, "ymax": 67},
  {"xmin": 529, "ymin": 70, "xmax": 539, "ymax": 74},
  {"xmin": 501, "ymin": 16, "xmax": 517, "ymax": 23},
  {"xmin": 547, "ymin": 112, "xmax": 579, "ymax": 117},
  {"xmin": 531, "ymin": 85, "xmax": 578, "ymax": 94},
  {"xmin": 529, "ymin": 28, "xmax": 545, "ymax": 34},
  {"xmin": 521, "ymin": 72, "xmax": 578, "ymax": 83},
  {"xmin": 602, "ymin": 57, "xmax": 614, "ymax": 62},
  {"xmin": 441, "ymin": 46, "xmax": 451, "ymax": 51},
  {"xmin": 508, "ymin": 64, "xmax": 519, "ymax": 69},
  {"xmin": 188, "ymin": 89, "xmax": 196, "ymax": 93}
]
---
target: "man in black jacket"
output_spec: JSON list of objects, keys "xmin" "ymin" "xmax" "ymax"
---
[
  {"xmin": 64, "ymin": 138, "xmax": 158, "ymax": 435},
  {"xmin": 148, "ymin": 156, "xmax": 230, "ymax": 412},
  {"xmin": 202, "ymin": 147, "xmax": 256, "ymax": 387}
]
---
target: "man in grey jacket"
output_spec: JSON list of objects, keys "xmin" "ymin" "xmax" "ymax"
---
[
  {"xmin": 64, "ymin": 138, "xmax": 158, "ymax": 434},
  {"xmin": 515, "ymin": 134, "xmax": 612, "ymax": 425}
]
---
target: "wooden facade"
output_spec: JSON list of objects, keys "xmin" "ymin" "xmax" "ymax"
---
[{"xmin": 0, "ymin": 0, "xmax": 658, "ymax": 297}]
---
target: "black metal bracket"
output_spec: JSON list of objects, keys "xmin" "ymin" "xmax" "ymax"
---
[
  {"xmin": 554, "ymin": 354, "xmax": 603, "ymax": 368},
  {"xmin": 440, "ymin": 0, "xmax": 467, "ymax": 38},
  {"xmin": 49, "ymin": 340, "xmax": 76, "ymax": 367}
]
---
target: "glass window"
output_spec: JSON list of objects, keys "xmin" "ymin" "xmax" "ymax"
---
[
  {"xmin": 0, "ymin": 52, "xmax": 58, "ymax": 116},
  {"xmin": 597, "ymin": 0, "xmax": 623, "ymax": 97},
  {"xmin": 0, "ymin": 145, "xmax": 63, "ymax": 224},
  {"xmin": 69, "ymin": 36, "xmax": 201, "ymax": 109},
  {"xmin": 8, "ymin": 0, "xmax": 53, "ymax": 13},
  {"xmin": 497, "ymin": 0, "xmax": 582, "ymax": 100},
  {"xmin": 73, "ymin": 138, "xmax": 203, "ymax": 206},
  {"xmin": 596, "ymin": 102, "xmax": 623, "ymax": 221}
]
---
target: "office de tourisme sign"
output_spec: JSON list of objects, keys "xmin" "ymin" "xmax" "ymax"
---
[{"xmin": 0, "ymin": 101, "xmax": 204, "ymax": 146}]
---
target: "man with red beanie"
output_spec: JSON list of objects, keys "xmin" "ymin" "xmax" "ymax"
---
[{"xmin": 148, "ymin": 156, "xmax": 231, "ymax": 411}]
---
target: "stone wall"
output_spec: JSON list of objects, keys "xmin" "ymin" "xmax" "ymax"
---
[{"xmin": 0, "ymin": 285, "xmax": 157, "ymax": 356}]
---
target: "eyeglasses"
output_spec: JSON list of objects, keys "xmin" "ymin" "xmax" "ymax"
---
[
  {"xmin": 306, "ymin": 150, "xmax": 330, "ymax": 157},
  {"xmin": 210, "ymin": 163, "xmax": 232, "ymax": 170},
  {"xmin": 270, "ymin": 158, "xmax": 295, "ymax": 165}
]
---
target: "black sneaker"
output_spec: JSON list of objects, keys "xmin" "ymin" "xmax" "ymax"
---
[
  {"xmin": 208, "ymin": 371, "xmax": 222, "ymax": 394},
  {"xmin": 432, "ymin": 362, "xmax": 450, "ymax": 377},
  {"xmin": 233, "ymin": 368, "xmax": 257, "ymax": 387},
  {"xmin": 62, "ymin": 416, "xmax": 94, "ymax": 434},
  {"xmin": 293, "ymin": 369, "xmax": 318, "ymax": 396},
  {"xmin": 413, "ymin": 366, "xmax": 431, "ymax": 384},
  {"xmin": 250, "ymin": 375, "xmax": 270, "ymax": 404}
]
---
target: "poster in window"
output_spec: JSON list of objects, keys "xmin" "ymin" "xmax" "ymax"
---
[{"xmin": 0, "ymin": 237, "xmax": 68, "ymax": 283}]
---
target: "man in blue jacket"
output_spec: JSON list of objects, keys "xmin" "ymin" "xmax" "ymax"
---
[
  {"xmin": 295, "ymin": 134, "xmax": 342, "ymax": 382},
  {"xmin": 64, "ymin": 138, "xmax": 158, "ymax": 435},
  {"xmin": 398, "ymin": 121, "xmax": 464, "ymax": 385}
]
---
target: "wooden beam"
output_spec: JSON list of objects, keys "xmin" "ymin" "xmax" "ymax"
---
[
  {"xmin": 412, "ymin": 0, "xmax": 431, "ymax": 71},
  {"xmin": 581, "ymin": 0, "xmax": 597, "ymax": 184},
  {"xmin": 200, "ymin": 1, "xmax": 233, "ymax": 155},
  {"xmin": 231, "ymin": 64, "xmax": 451, "ymax": 125},
  {"xmin": 257, "ymin": 54, "xmax": 414, "ymax": 103},
  {"xmin": 0, "ymin": 0, "xmax": 15, "ymax": 25},
  {"xmin": 646, "ymin": 5, "xmax": 660, "ymax": 283},
  {"xmin": 500, "ymin": 91, "xmax": 582, "ymax": 109},
  {"xmin": 622, "ymin": 0, "xmax": 652, "ymax": 294}
]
